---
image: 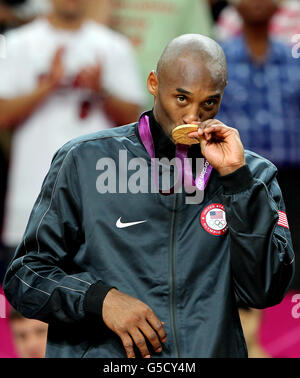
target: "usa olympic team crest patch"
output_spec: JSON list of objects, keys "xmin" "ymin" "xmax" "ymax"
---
[{"xmin": 200, "ymin": 203, "xmax": 228, "ymax": 236}]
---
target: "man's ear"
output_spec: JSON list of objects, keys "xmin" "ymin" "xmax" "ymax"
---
[{"xmin": 147, "ymin": 70, "xmax": 159, "ymax": 96}]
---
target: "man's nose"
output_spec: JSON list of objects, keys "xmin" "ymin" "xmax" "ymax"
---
[{"xmin": 183, "ymin": 111, "xmax": 202, "ymax": 124}]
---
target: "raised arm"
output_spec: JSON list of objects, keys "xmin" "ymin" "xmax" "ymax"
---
[
  {"xmin": 220, "ymin": 161, "xmax": 294, "ymax": 307},
  {"xmin": 0, "ymin": 47, "xmax": 64, "ymax": 130},
  {"xmin": 189, "ymin": 119, "xmax": 295, "ymax": 307}
]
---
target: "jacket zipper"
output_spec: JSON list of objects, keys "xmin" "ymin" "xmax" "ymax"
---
[{"xmin": 169, "ymin": 193, "xmax": 181, "ymax": 357}]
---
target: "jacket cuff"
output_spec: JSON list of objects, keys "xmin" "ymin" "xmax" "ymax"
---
[
  {"xmin": 83, "ymin": 280, "xmax": 116, "ymax": 319},
  {"xmin": 219, "ymin": 165, "xmax": 255, "ymax": 195}
]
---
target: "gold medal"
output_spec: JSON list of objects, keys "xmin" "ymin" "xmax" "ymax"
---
[{"xmin": 171, "ymin": 124, "xmax": 200, "ymax": 145}]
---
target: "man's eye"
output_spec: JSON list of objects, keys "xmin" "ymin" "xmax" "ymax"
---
[
  {"xmin": 177, "ymin": 95, "xmax": 187, "ymax": 103},
  {"xmin": 205, "ymin": 100, "xmax": 216, "ymax": 106}
]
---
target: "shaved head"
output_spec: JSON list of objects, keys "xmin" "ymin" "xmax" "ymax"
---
[
  {"xmin": 147, "ymin": 34, "xmax": 228, "ymax": 136},
  {"xmin": 156, "ymin": 34, "xmax": 227, "ymax": 87}
]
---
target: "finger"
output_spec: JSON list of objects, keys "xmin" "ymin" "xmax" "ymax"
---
[
  {"xmin": 205, "ymin": 132, "xmax": 212, "ymax": 141},
  {"xmin": 92, "ymin": 64, "xmax": 101, "ymax": 75},
  {"xmin": 88, "ymin": 69, "xmax": 99, "ymax": 83},
  {"xmin": 187, "ymin": 131, "xmax": 201, "ymax": 139},
  {"xmin": 187, "ymin": 129, "xmax": 206, "ymax": 141},
  {"xmin": 76, "ymin": 74, "xmax": 87, "ymax": 88},
  {"xmin": 129, "ymin": 328, "xmax": 151, "ymax": 358},
  {"xmin": 202, "ymin": 125, "xmax": 227, "ymax": 142},
  {"xmin": 201, "ymin": 118, "xmax": 225, "ymax": 127},
  {"xmin": 80, "ymin": 69, "xmax": 89, "ymax": 80},
  {"xmin": 200, "ymin": 124, "xmax": 231, "ymax": 136},
  {"xmin": 146, "ymin": 312, "xmax": 167, "ymax": 343},
  {"xmin": 85, "ymin": 67, "xmax": 95, "ymax": 78},
  {"xmin": 120, "ymin": 333, "xmax": 136, "ymax": 359},
  {"xmin": 79, "ymin": 67, "xmax": 100, "ymax": 89},
  {"xmin": 188, "ymin": 128, "xmax": 217, "ymax": 142},
  {"xmin": 139, "ymin": 322, "xmax": 162, "ymax": 353},
  {"xmin": 83, "ymin": 65, "xmax": 98, "ymax": 76},
  {"xmin": 200, "ymin": 119, "xmax": 217, "ymax": 129},
  {"xmin": 79, "ymin": 70, "xmax": 92, "ymax": 88},
  {"xmin": 53, "ymin": 46, "xmax": 65, "ymax": 63}
]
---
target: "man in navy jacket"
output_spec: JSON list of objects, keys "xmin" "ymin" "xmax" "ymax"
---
[{"xmin": 3, "ymin": 34, "xmax": 295, "ymax": 358}]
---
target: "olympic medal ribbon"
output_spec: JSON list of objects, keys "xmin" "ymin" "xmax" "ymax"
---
[{"xmin": 138, "ymin": 113, "xmax": 213, "ymax": 193}]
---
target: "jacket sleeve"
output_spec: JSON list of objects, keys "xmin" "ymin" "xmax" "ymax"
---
[
  {"xmin": 219, "ymin": 162, "xmax": 295, "ymax": 309},
  {"xmin": 3, "ymin": 143, "xmax": 115, "ymax": 324}
]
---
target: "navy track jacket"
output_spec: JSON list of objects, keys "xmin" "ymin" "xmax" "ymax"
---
[{"xmin": 3, "ymin": 119, "xmax": 295, "ymax": 358}]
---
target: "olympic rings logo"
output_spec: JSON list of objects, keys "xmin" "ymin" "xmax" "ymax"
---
[{"xmin": 213, "ymin": 219, "xmax": 226, "ymax": 228}]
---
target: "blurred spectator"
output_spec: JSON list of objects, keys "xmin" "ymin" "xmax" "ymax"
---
[
  {"xmin": 91, "ymin": 0, "xmax": 213, "ymax": 110},
  {"xmin": 215, "ymin": 0, "xmax": 300, "ymax": 44},
  {"xmin": 259, "ymin": 291, "xmax": 300, "ymax": 358},
  {"xmin": 0, "ymin": 0, "xmax": 51, "ymax": 33},
  {"xmin": 238, "ymin": 304, "xmax": 271, "ymax": 358},
  {"xmin": 217, "ymin": 0, "xmax": 300, "ymax": 289},
  {"xmin": 0, "ymin": 0, "xmax": 145, "ymax": 267},
  {"xmin": 8, "ymin": 308, "xmax": 48, "ymax": 358},
  {"xmin": 0, "ymin": 144, "xmax": 8, "ymax": 235},
  {"xmin": 238, "ymin": 291, "xmax": 300, "ymax": 358},
  {"xmin": 0, "ymin": 285, "xmax": 18, "ymax": 357},
  {"xmin": 85, "ymin": 0, "xmax": 111, "ymax": 25},
  {"xmin": 207, "ymin": 0, "xmax": 228, "ymax": 21},
  {"xmin": 0, "ymin": 0, "xmax": 49, "ymax": 243},
  {"xmin": 0, "ymin": 245, "xmax": 13, "ymax": 283},
  {"xmin": 0, "ymin": 1, "xmax": 51, "ymax": 251}
]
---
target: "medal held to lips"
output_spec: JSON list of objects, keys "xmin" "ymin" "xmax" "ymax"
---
[
  {"xmin": 171, "ymin": 124, "xmax": 201, "ymax": 145},
  {"xmin": 170, "ymin": 123, "xmax": 212, "ymax": 191}
]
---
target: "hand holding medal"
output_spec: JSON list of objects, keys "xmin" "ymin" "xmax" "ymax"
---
[{"xmin": 173, "ymin": 120, "xmax": 246, "ymax": 177}]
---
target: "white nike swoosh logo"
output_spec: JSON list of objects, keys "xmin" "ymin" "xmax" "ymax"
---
[{"xmin": 116, "ymin": 217, "xmax": 147, "ymax": 229}]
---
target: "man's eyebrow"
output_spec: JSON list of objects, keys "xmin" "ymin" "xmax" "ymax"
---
[
  {"xmin": 175, "ymin": 89, "xmax": 222, "ymax": 99},
  {"xmin": 176, "ymin": 88, "xmax": 193, "ymax": 95},
  {"xmin": 207, "ymin": 94, "xmax": 221, "ymax": 99}
]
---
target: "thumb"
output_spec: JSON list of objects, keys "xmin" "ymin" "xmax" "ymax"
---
[
  {"xmin": 187, "ymin": 130, "xmax": 206, "ymax": 146},
  {"xmin": 53, "ymin": 46, "xmax": 65, "ymax": 64},
  {"xmin": 198, "ymin": 133, "xmax": 207, "ymax": 156}
]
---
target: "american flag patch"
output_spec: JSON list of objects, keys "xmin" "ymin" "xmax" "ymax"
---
[
  {"xmin": 278, "ymin": 211, "xmax": 289, "ymax": 229},
  {"xmin": 210, "ymin": 210, "xmax": 224, "ymax": 219}
]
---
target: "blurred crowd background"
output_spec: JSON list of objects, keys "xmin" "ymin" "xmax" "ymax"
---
[{"xmin": 0, "ymin": 0, "xmax": 300, "ymax": 358}]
